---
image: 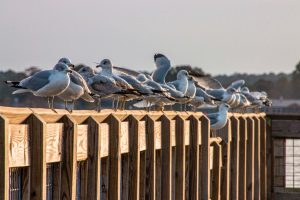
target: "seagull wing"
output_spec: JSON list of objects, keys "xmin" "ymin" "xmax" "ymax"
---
[
  {"xmin": 190, "ymin": 76, "xmax": 223, "ymax": 90},
  {"xmin": 20, "ymin": 70, "xmax": 52, "ymax": 91},
  {"xmin": 113, "ymin": 66, "xmax": 142, "ymax": 77}
]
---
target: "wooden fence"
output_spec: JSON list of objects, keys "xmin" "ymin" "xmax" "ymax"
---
[{"xmin": 0, "ymin": 106, "xmax": 267, "ymax": 200}]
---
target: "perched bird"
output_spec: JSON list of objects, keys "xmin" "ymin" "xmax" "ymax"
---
[
  {"xmin": 4, "ymin": 63, "xmax": 72, "ymax": 110},
  {"xmin": 207, "ymin": 103, "xmax": 230, "ymax": 130},
  {"xmin": 241, "ymin": 87, "xmax": 272, "ymax": 108},
  {"xmin": 56, "ymin": 59, "xmax": 94, "ymax": 112}
]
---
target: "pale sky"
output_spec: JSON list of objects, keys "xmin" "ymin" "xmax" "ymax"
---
[{"xmin": 0, "ymin": 0, "xmax": 300, "ymax": 75}]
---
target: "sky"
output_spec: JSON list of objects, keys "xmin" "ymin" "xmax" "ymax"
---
[{"xmin": 0, "ymin": 0, "xmax": 300, "ymax": 75}]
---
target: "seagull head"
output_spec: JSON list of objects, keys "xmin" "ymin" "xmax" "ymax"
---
[
  {"xmin": 58, "ymin": 57, "xmax": 75, "ymax": 68},
  {"xmin": 137, "ymin": 74, "xmax": 147, "ymax": 82},
  {"xmin": 96, "ymin": 59, "xmax": 112, "ymax": 69},
  {"xmin": 226, "ymin": 87, "xmax": 238, "ymax": 94},
  {"xmin": 154, "ymin": 53, "xmax": 171, "ymax": 68},
  {"xmin": 219, "ymin": 103, "xmax": 230, "ymax": 111},
  {"xmin": 177, "ymin": 70, "xmax": 189, "ymax": 80},
  {"xmin": 53, "ymin": 63, "xmax": 72, "ymax": 73},
  {"xmin": 241, "ymin": 87, "xmax": 250, "ymax": 93},
  {"xmin": 78, "ymin": 66, "xmax": 95, "ymax": 79}
]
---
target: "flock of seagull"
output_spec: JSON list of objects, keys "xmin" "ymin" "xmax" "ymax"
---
[{"xmin": 4, "ymin": 53, "xmax": 271, "ymax": 130}]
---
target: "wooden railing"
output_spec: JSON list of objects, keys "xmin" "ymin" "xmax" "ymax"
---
[{"xmin": 0, "ymin": 106, "xmax": 267, "ymax": 200}]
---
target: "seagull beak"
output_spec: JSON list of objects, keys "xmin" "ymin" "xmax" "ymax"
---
[
  {"xmin": 96, "ymin": 64, "xmax": 102, "ymax": 68},
  {"xmin": 68, "ymin": 64, "xmax": 75, "ymax": 68}
]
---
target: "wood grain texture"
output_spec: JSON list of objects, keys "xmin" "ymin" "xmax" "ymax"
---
[
  {"xmin": 59, "ymin": 115, "xmax": 78, "ymax": 200},
  {"xmin": 199, "ymin": 115, "xmax": 211, "ymax": 200},
  {"xmin": 260, "ymin": 117, "xmax": 267, "ymax": 200},
  {"xmin": 271, "ymin": 119, "xmax": 300, "ymax": 138},
  {"xmin": 106, "ymin": 114, "xmax": 121, "ymax": 200},
  {"xmin": 175, "ymin": 115, "xmax": 185, "ymax": 200},
  {"xmin": 230, "ymin": 116, "xmax": 240, "ymax": 200},
  {"xmin": 45, "ymin": 123, "xmax": 63, "ymax": 164},
  {"xmin": 140, "ymin": 151, "xmax": 146, "ymax": 200},
  {"xmin": 77, "ymin": 125, "xmax": 88, "ymax": 161},
  {"xmin": 0, "ymin": 115, "xmax": 9, "ymax": 200},
  {"xmin": 25, "ymin": 114, "xmax": 47, "ymax": 200},
  {"xmin": 101, "ymin": 157, "xmax": 109, "ymax": 200},
  {"xmin": 253, "ymin": 117, "xmax": 261, "ymax": 200},
  {"xmin": 159, "ymin": 115, "xmax": 172, "ymax": 200},
  {"xmin": 85, "ymin": 117, "xmax": 101, "ymax": 200},
  {"xmin": 144, "ymin": 115, "xmax": 156, "ymax": 200},
  {"xmin": 239, "ymin": 117, "xmax": 247, "ymax": 200},
  {"xmin": 188, "ymin": 115, "xmax": 200, "ymax": 200},
  {"xmin": 246, "ymin": 117, "xmax": 254, "ymax": 200},
  {"xmin": 126, "ymin": 115, "xmax": 140, "ymax": 200},
  {"xmin": 211, "ymin": 142, "xmax": 222, "ymax": 200}
]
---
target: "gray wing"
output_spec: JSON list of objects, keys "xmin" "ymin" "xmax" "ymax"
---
[
  {"xmin": 206, "ymin": 89, "xmax": 225, "ymax": 99},
  {"xmin": 20, "ymin": 70, "xmax": 52, "ymax": 91},
  {"xmin": 191, "ymin": 76, "xmax": 223, "ymax": 90},
  {"xmin": 113, "ymin": 66, "xmax": 142, "ymax": 77},
  {"xmin": 227, "ymin": 80, "xmax": 245, "ymax": 90},
  {"xmin": 70, "ymin": 71, "xmax": 91, "ymax": 93},
  {"xmin": 207, "ymin": 113, "xmax": 219, "ymax": 124},
  {"xmin": 152, "ymin": 65, "xmax": 171, "ymax": 84}
]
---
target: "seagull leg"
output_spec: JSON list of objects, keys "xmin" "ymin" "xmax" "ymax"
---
[
  {"xmin": 70, "ymin": 100, "xmax": 75, "ymax": 113},
  {"xmin": 115, "ymin": 97, "xmax": 119, "ymax": 111},
  {"xmin": 51, "ymin": 96, "xmax": 57, "ymax": 113},
  {"xmin": 122, "ymin": 100, "xmax": 126, "ymax": 110},
  {"xmin": 97, "ymin": 98, "xmax": 102, "ymax": 113},
  {"xmin": 112, "ymin": 98, "xmax": 115, "ymax": 109},
  {"xmin": 47, "ymin": 97, "xmax": 51, "ymax": 109},
  {"xmin": 64, "ymin": 101, "xmax": 68, "ymax": 110}
]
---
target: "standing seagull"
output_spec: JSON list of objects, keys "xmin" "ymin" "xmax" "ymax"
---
[
  {"xmin": 207, "ymin": 103, "xmax": 230, "ymax": 130},
  {"xmin": 4, "ymin": 63, "xmax": 72, "ymax": 111}
]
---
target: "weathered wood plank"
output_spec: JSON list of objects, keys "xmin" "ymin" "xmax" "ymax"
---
[
  {"xmin": 212, "ymin": 142, "xmax": 222, "ymax": 200},
  {"xmin": 144, "ymin": 115, "xmax": 156, "ymax": 200},
  {"xmin": 51, "ymin": 163, "xmax": 61, "ymax": 200},
  {"xmin": 253, "ymin": 117, "xmax": 261, "ymax": 200},
  {"xmin": 107, "ymin": 114, "xmax": 121, "ymax": 200},
  {"xmin": 79, "ymin": 161, "xmax": 88, "ymax": 200},
  {"xmin": 271, "ymin": 120, "xmax": 300, "ymax": 138},
  {"xmin": 126, "ymin": 115, "xmax": 140, "ymax": 200},
  {"xmin": 25, "ymin": 114, "xmax": 47, "ymax": 200},
  {"xmin": 77, "ymin": 125, "xmax": 88, "ymax": 161},
  {"xmin": 140, "ymin": 151, "xmax": 146, "ymax": 200},
  {"xmin": 260, "ymin": 117, "xmax": 267, "ymax": 200},
  {"xmin": 175, "ymin": 115, "xmax": 185, "ymax": 200},
  {"xmin": 121, "ymin": 154, "xmax": 129, "ymax": 200},
  {"xmin": 59, "ymin": 115, "xmax": 78, "ymax": 200},
  {"xmin": 189, "ymin": 115, "xmax": 200, "ymax": 200},
  {"xmin": 85, "ymin": 117, "xmax": 101, "ymax": 200},
  {"xmin": 230, "ymin": 116, "xmax": 240, "ymax": 200},
  {"xmin": 239, "ymin": 117, "xmax": 247, "ymax": 200},
  {"xmin": 0, "ymin": 115, "xmax": 9, "ymax": 200},
  {"xmin": 199, "ymin": 115, "xmax": 211, "ymax": 200},
  {"xmin": 246, "ymin": 117, "xmax": 255, "ymax": 200},
  {"xmin": 101, "ymin": 157, "xmax": 109, "ymax": 200},
  {"xmin": 160, "ymin": 115, "xmax": 172, "ymax": 200}
]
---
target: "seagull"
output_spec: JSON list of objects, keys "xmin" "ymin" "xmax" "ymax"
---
[
  {"xmin": 241, "ymin": 87, "xmax": 272, "ymax": 108},
  {"xmin": 206, "ymin": 103, "xmax": 230, "ymax": 130},
  {"xmin": 152, "ymin": 53, "xmax": 172, "ymax": 84},
  {"xmin": 4, "ymin": 63, "xmax": 72, "ymax": 110},
  {"xmin": 58, "ymin": 57, "xmax": 75, "ymax": 68}
]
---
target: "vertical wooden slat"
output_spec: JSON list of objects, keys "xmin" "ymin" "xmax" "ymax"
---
[
  {"xmin": 86, "ymin": 116, "xmax": 101, "ymax": 200},
  {"xmin": 59, "ymin": 115, "xmax": 78, "ymax": 200},
  {"xmin": 52, "ymin": 163, "xmax": 61, "ymax": 199},
  {"xmin": 0, "ymin": 115, "xmax": 9, "ymax": 200},
  {"xmin": 121, "ymin": 154, "xmax": 129, "ymax": 200},
  {"xmin": 106, "ymin": 114, "xmax": 121, "ymax": 200},
  {"xmin": 253, "ymin": 117, "xmax": 261, "ymax": 200},
  {"xmin": 25, "ymin": 114, "xmax": 47, "ymax": 200},
  {"xmin": 260, "ymin": 117, "xmax": 267, "ymax": 200},
  {"xmin": 155, "ymin": 150, "xmax": 161, "ymax": 200},
  {"xmin": 126, "ymin": 115, "xmax": 140, "ymax": 200},
  {"xmin": 175, "ymin": 115, "xmax": 185, "ymax": 200},
  {"xmin": 212, "ymin": 142, "xmax": 222, "ymax": 200},
  {"xmin": 159, "ymin": 115, "xmax": 172, "ymax": 200},
  {"xmin": 140, "ymin": 151, "xmax": 146, "ymax": 200},
  {"xmin": 216, "ymin": 120, "xmax": 231, "ymax": 200},
  {"xmin": 266, "ymin": 117, "xmax": 272, "ymax": 200},
  {"xmin": 230, "ymin": 116, "xmax": 240, "ymax": 200},
  {"xmin": 239, "ymin": 117, "xmax": 247, "ymax": 200},
  {"xmin": 80, "ymin": 161, "xmax": 88, "ymax": 200},
  {"xmin": 101, "ymin": 157, "xmax": 109, "ymax": 200},
  {"xmin": 246, "ymin": 117, "xmax": 254, "ymax": 200},
  {"xmin": 188, "ymin": 115, "xmax": 200, "ymax": 200},
  {"xmin": 144, "ymin": 115, "xmax": 156, "ymax": 200},
  {"xmin": 199, "ymin": 115, "xmax": 211, "ymax": 200},
  {"xmin": 21, "ymin": 168, "xmax": 30, "ymax": 200}
]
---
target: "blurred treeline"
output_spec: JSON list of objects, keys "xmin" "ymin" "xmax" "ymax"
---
[{"xmin": 1, "ymin": 61, "xmax": 300, "ymax": 108}]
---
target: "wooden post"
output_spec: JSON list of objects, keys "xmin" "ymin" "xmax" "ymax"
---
[
  {"xmin": 212, "ymin": 142, "xmax": 222, "ymax": 200},
  {"xmin": 0, "ymin": 115, "xmax": 9, "ymax": 200},
  {"xmin": 230, "ymin": 116, "xmax": 240, "ymax": 200},
  {"xmin": 144, "ymin": 115, "xmax": 156, "ymax": 200},
  {"xmin": 260, "ymin": 117, "xmax": 267, "ymax": 200},
  {"xmin": 246, "ymin": 117, "xmax": 254, "ymax": 200},
  {"xmin": 174, "ymin": 115, "xmax": 185, "ymax": 200},
  {"xmin": 126, "ymin": 115, "xmax": 141, "ymax": 200},
  {"xmin": 253, "ymin": 117, "xmax": 261, "ymax": 199},
  {"xmin": 266, "ymin": 117, "xmax": 272, "ymax": 200},
  {"xmin": 85, "ymin": 116, "xmax": 101, "ymax": 200},
  {"xmin": 159, "ymin": 115, "xmax": 172, "ymax": 200},
  {"xmin": 101, "ymin": 157, "xmax": 109, "ymax": 200},
  {"xmin": 121, "ymin": 154, "xmax": 129, "ymax": 200},
  {"xmin": 239, "ymin": 117, "xmax": 247, "ymax": 200},
  {"xmin": 106, "ymin": 114, "xmax": 121, "ymax": 200},
  {"xmin": 25, "ymin": 114, "xmax": 47, "ymax": 200},
  {"xmin": 188, "ymin": 115, "xmax": 200, "ymax": 200},
  {"xmin": 199, "ymin": 115, "xmax": 211, "ymax": 200},
  {"xmin": 59, "ymin": 115, "xmax": 78, "ymax": 200}
]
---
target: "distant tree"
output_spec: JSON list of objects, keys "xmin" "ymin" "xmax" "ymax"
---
[{"xmin": 25, "ymin": 66, "xmax": 41, "ymax": 76}]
